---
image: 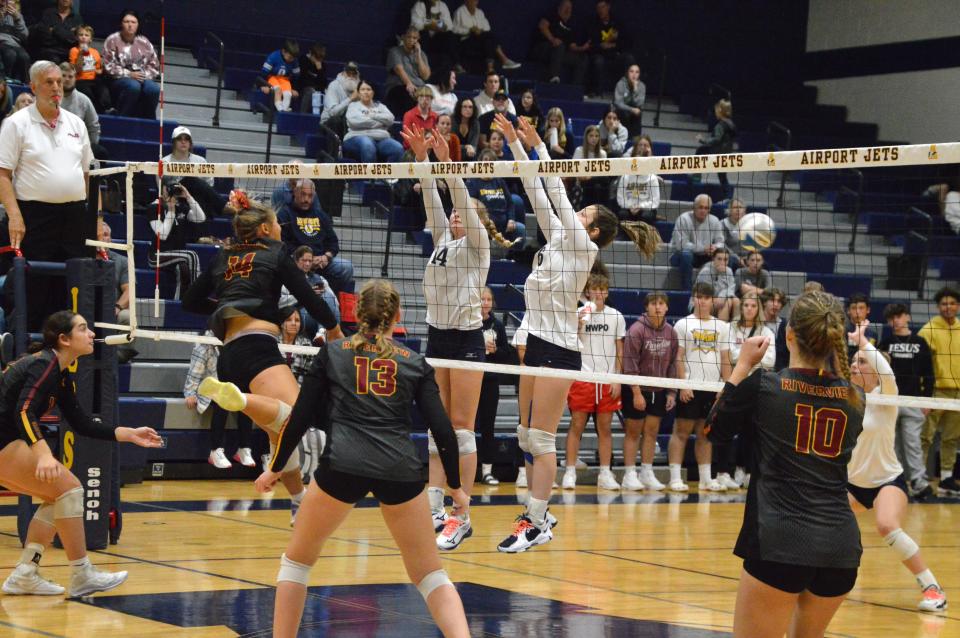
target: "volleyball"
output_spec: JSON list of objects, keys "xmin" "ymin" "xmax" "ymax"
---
[{"xmin": 738, "ymin": 213, "xmax": 777, "ymax": 251}]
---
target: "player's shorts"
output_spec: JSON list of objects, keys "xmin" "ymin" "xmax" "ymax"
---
[
  {"xmin": 425, "ymin": 326, "xmax": 485, "ymax": 362},
  {"xmin": 620, "ymin": 386, "xmax": 669, "ymax": 420},
  {"xmin": 314, "ymin": 465, "xmax": 424, "ymax": 506},
  {"xmin": 848, "ymin": 473, "xmax": 909, "ymax": 510},
  {"xmin": 524, "ymin": 334, "xmax": 581, "ymax": 371},
  {"xmin": 218, "ymin": 333, "xmax": 286, "ymax": 393},
  {"xmin": 567, "ymin": 381, "xmax": 621, "ymax": 414},
  {"xmin": 675, "ymin": 389, "xmax": 716, "ymax": 420},
  {"xmin": 267, "ymin": 76, "xmax": 293, "ymax": 92},
  {"xmin": 743, "ymin": 557, "xmax": 858, "ymax": 597}
]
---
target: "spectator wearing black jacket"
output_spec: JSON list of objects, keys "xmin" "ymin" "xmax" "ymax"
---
[
  {"xmin": 476, "ymin": 287, "xmax": 516, "ymax": 485},
  {"xmin": 297, "ymin": 42, "xmax": 327, "ymax": 114},
  {"xmin": 531, "ymin": 0, "xmax": 588, "ymax": 85},
  {"xmin": 695, "ymin": 98, "xmax": 737, "ymax": 192},
  {"xmin": 585, "ymin": 0, "xmax": 634, "ymax": 97},
  {"xmin": 878, "ymin": 303, "xmax": 935, "ymax": 497},
  {"xmin": 32, "ymin": 0, "xmax": 81, "ymax": 63}
]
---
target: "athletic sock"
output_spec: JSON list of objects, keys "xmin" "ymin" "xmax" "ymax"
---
[
  {"xmin": 600, "ymin": 465, "xmax": 611, "ymax": 474},
  {"xmin": 16, "ymin": 543, "xmax": 44, "ymax": 573},
  {"xmin": 641, "ymin": 463, "xmax": 653, "ymax": 474},
  {"xmin": 481, "ymin": 463, "xmax": 493, "ymax": 475},
  {"xmin": 625, "ymin": 464, "xmax": 637, "ymax": 474},
  {"xmin": 427, "ymin": 487, "xmax": 444, "ymax": 513},
  {"xmin": 916, "ymin": 569, "xmax": 938, "ymax": 590},
  {"xmin": 941, "ymin": 470, "xmax": 952, "ymax": 480},
  {"xmin": 69, "ymin": 556, "xmax": 91, "ymax": 573},
  {"xmin": 290, "ymin": 489, "xmax": 305, "ymax": 505},
  {"xmin": 526, "ymin": 497, "xmax": 548, "ymax": 528},
  {"xmin": 669, "ymin": 463, "xmax": 682, "ymax": 483},
  {"xmin": 698, "ymin": 464, "xmax": 712, "ymax": 482}
]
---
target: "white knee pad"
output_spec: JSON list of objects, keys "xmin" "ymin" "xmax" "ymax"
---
[
  {"xmin": 516, "ymin": 425, "xmax": 530, "ymax": 453},
  {"xmin": 33, "ymin": 503, "xmax": 55, "ymax": 527},
  {"xmin": 270, "ymin": 441, "xmax": 301, "ymax": 474},
  {"xmin": 277, "ymin": 553, "xmax": 311, "ymax": 585},
  {"xmin": 455, "ymin": 429, "xmax": 477, "ymax": 456},
  {"xmin": 265, "ymin": 401, "xmax": 293, "ymax": 434},
  {"xmin": 884, "ymin": 528, "xmax": 920, "ymax": 561},
  {"xmin": 427, "ymin": 430, "xmax": 438, "ymax": 456},
  {"xmin": 527, "ymin": 429, "xmax": 556, "ymax": 457},
  {"xmin": 416, "ymin": 569, "xmax": 452, "ymax": 600},
  {"xmin": 54, "ymin": 487, "xmax": 84, "ymax": 519}
]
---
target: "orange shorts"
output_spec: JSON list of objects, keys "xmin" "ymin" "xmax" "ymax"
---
[
  {"xmin": 567, "ymin": 381, "xmax": 621, "ymax": 414},
  {"xmin": 268, "ymin": 76, "xmax": 293, "ymax": 92}
]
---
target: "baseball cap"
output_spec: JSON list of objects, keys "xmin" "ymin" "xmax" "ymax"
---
[
  {"xmin": 344, "ymin": 61, "xmax": 359, "ymax": 73},
  {"xmin": 493, "ymin": 89, "xmax": 508, "ymax": 100},
  {"xmin": 172, "ymin": 126, "xmax": 192, "ymax": 140}
]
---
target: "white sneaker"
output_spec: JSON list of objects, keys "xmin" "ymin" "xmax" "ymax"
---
[
  {"xmin": 69, "ymin": 566, "xmax": 128, "ymax": 597},
  {"xmin": 640, "ymin": 469, "xmax": 666, "ymax": 491},
  {"xmin": 437, "ymin": 517, "xmax": 473, "ymax": 551},
  {"xmin": 717, "ymin": 472, "xmax": 741, "ymax": 490},
  {"xmin": 561, "ymin": 468, "xmax": 577, "ymax": 490},
  {"xmin": 233, "ymin": 447, "xmax": 256, "ymax": 468},
  {"xmin": 432, "ymin": 509, "xmax": 449, "ymax": 533},
  {"xmin": 502, "ymin": 59, "xmax": 522, "ymax": 70},
  {"xmin": 2, "ymin": 568, "xmax": 65, "ymax": 595},
  {"xmin": 701, "ymin": 478, "xmax": 727, "ymax": 492},
  {"xmin": 545, "ymin": 509, "xmax": 558, "ymax": 529},
  {"xmin": 208, "ymin": 448, "xmax": 232, "ymax": 469},
  {"xmin": 621, "ymin": 470, "xmax": 642, "ymax": 491},
  {"xmin": 574, "ymin": 458, "xmax": 588, "ymax": 470},
  {"xmin": 734, "ymin": 467, "xmax": 747, "ymax": 487},
  {"xmin": 515, "ymin": 467, "xmax": 527, "ymax": 488},
  {"xmin": 918, "ymin": 585, "xmax": 948, "ymax": 612},
  {"xmin": 597, "ymin": 470, "xmax": 620, "ymax": 491},
  {"xmin": 668, "ymin": 480, "xmax": 689, "ymax": 492}
]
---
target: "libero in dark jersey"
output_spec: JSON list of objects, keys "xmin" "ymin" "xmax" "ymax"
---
[
  {"xmin": 707, "ymin": 291, "xmax": 866, "ymax": 638},
  {"xmin": 0, "ymin": 312, "xmax": 161, "ymax": 598}
]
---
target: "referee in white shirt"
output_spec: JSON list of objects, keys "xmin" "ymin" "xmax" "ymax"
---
[{"xmin": 0, "ymin": 60, "xmax": 94, "ymax": 327}]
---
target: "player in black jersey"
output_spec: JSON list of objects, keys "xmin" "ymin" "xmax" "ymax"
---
[
  {"xmin": 183, "ymin": 193, "xmax": 343, "ymax": 522},
  {"xmin": 0, "ymin": 312, "xmax": 161, "ymax": 597},
  {"xmin": 707, "ymin": 291, "xmax": 866, "ymax": 638}
]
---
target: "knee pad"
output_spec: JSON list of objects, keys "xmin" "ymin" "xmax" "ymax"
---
[
  {"xmin": 265, "ymin": 401, "xmax": 293, "ymax": 435},
  {"xmin": 33, "ymin": 503, "xmax": 55, "ymax": 527},
  {"xmin": 54, "ymin": 487, "xmax": 84, "ymax": 519},
  {"xmin": 427, "ymin": 430, "xmax": 438, "ymax": 456},
  {"xmin": 416, "ymin": 569, "xmax": 452, "ymax": 600},
  {"xmin": 455, "ymin": 429, "xmax": 477, "ymax": 456},
  {"xmin": 884, "ymin": 528, "xmax": 920, "ymax": 561},
  {"xmin": 527, "ymin": 429, "xmax": 556, "ymax": 457},
  {"xmin": 516, "ymin": 425, "xmax": 530, "ymax": 453},
  {"xmin": 277, "ymin": 553, "xmax": 311, "ymax": 585}
]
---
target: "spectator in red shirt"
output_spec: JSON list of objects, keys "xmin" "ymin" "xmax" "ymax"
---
[{"xmin": 401, "ymin": 86, "xmax": 438, "ymax": 147}]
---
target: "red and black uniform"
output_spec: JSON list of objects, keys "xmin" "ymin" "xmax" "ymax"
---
[
  {"xmin": 270, "ymin": 337, "xmax": 461, "ymax": 506},
  {"xmin": 707, "ymin": 368, "xmax": 865, "ymax": 597},
  {"xmin": 0, "ymin": 350, "xmax": 116, "ymax": 450}
]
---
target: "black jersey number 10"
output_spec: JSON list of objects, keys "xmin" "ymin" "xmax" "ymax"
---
[
  {"xmin": 794, "ymin": 404, "xmax": 848, "ymax": 458},
  {"xmin": 354, "ymin": 356, "xmax": 398, "ymax": 396}
]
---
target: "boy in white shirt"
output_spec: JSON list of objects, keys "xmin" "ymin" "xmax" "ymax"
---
[{"xmin": 670, "ymin": 282, "xmax": 732, "ymax": 492}]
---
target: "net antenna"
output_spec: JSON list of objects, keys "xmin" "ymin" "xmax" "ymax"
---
[{"xmin": 153, "ymin": 2, "xmax": 166, "ymax": 317}]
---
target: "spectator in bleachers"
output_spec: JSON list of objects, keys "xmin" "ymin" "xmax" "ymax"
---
[
  {"xmin": 720, "ymin": 198, "xmax": 746, "ymax": 269},
  {"xmin": 572, "ymin": 124, "xmax": 609, "ymax": 207},
  {"xmin": 586, "ymin": 0, "xmax": 634, "ymax": 97},
  {"xmin": 0, "ymin": 0, "xmax": 30, "ymax": 82},
  {"xmin": 919, "ymin": 286, "xmax": 960, "ymax": 494},
  {"xmin": 473, "ymin": 70, "xmax": 515, "ymax": 116},
  {"xmin": 97, "ymin": 220, "xmax": 129, "ymax": 325},
  {"xmin": 735, "ymin": 250, "xmax": 773, "ymax": 298},
  {"xmin": 935, "ymin": 182, "xmax": 960, "ymax": 234},
  {"xmin": 258, "ymin": 39, "xmax": 300, "ymax": 113},
  {"xmin": 297, "ymin": 42, "xmax": 327, "ymax": 115},
  {"xmin": 597, "ymin": 108, "xmax": 627, "ymax": 158},
  {"xmin": 161, "ymin": 126, "xmax": 229, "ymax": 219},
  {"xmin": 451, "ymin": 0, "xmax": 521, "ymax": 74},
  {"xmin": 277, "ymin": 179, "xmax": 354, "ymax": 294},
  {"xmin": 32, "ymin": 0, "xmax": 81, "ymax": 64},
  {"xmin": 401, "ymin": 86, "xmax": 439, "ymax": 147},
  {"xmin": 426, "ymin": 67, "xmax": 457, "ymax": 116},
  {"xmin": 0, "ymin": 77, "xmax": 13, "ymax": 126},
  {"xmin": 320, "ymin": 60, "xmax": 359, "ymax": 135},
  {"xmin": 432, "ymin": 113, "xmax": 461, "ymax": 161},
  {"xmin": 467, "ymin": 168, "xmax": 524, "ymax": 244},
  {"xmin": 383, "ymin": 26, "xmax": 431, "ymax": 119},
  {"xmin": 476, "ymin": 287, "xmax": 515, "ymax": 485},
  {"xmin": 695, "ymin": 98, "xmax": 736, "ymax": 192},
  {"xmin": 289, "ymin": 245, "xmax": 340, "ymax": 335},
  {"xmin": 532, "ymin": 0, "xmax": 588, "ymax": 85},
  {"xmin": 760, "ymin": 286, "xmax": 786, "ymax": 336},
  {"xmin": 12, "ymin": 90, "xmax": 32, "ymax": 111},
  {"xmin": 343, "ymin": 80, "xmax": 404, "ymax": 164},
  {"xmin": 614, "ymin": 63, "xmax": 645, "ymax": 139},
  {"xmin": 615, "ymin": 135, "xmax": 659, "ymax": 223},
  {"xmin": 103, "ymin": 10, "xmax": 160, "ymax": 119},
  {"xmin": 148, "ymin": 183, "xmax": 205, "ymax": 299},
  {"xmin": 669, "ymin": 194, "xmax": 723, "ymax": 290},
  {"xmin": 694, "ymin": 247, "xmax": 738, "ymax": 321},
  {"xmin": 845, "ymin": 292, "xmax": 878, "ymax": 359},
  {"xmin": 278, "ymin": 308, "xmax": 316, "ymax": 383},
  {"xmin": 58, "ymin": 63, "xmax": 107, "ymax": 160},
  {"xmin": 485, "ymin": 129, "xmax": 505, "ymax": 160},
  {"xmin": 543, "ymin": 106, "xmax": 572, "ymax": 159},
  {"xmin": 452, "ymin": 96, "xmax": 478, "ymax": 160},
  {"xmin": 271, "ymin": 161, "xmax": 322, "ymax": 214},
  {"xmin": 515, "ymin": 89, "xmax": 542, "ymax": 131},
  {"xmin": 68, "ymin": 25, "xmax": 110, "ymax": 113},
  {"xmin": 477, "ymin": 88, "xmax": 517, "ymax": 150},
  {"xmin": 411, "ymin": 0, "xmax": 458, "ymax": 72},
  {"xmin": 879, "ymin": 303, "xmax": 935, "ymax": 498}
]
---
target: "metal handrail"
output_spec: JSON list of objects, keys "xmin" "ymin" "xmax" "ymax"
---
[
  {"xmin": 910, "ymin": 206, "xmax": 933, "ymax": 237},
  {"xmin": 654, "ymin": 50, "xmax": 667, "ymax": 128},
  {"xmin": 318, "ymin": 123, "xmax": 343, "ymax": 160},
  {"xmin": 844, "ymin": 168, "xmax": 864, "ymax": 252},
  {"xmin": 252, "ymin": 103, "xmax": 275, "ymax": 162},
  {"xmin": 203, "ymin": 32, "xmax": 225, "ymax": 127},
  {"xmin": 766, "ymin": 121, "xmax": 791, "ymax": 207},
  {"xmin": 375, "ymin": 200, "xmax": 393, "ymax": 277},
  {"xmin": 906, "ymin": 230, "xmax": 929, "ymax": 299}
]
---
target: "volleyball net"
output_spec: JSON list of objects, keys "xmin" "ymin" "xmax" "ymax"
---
[{"xmin": 86, "ymin": 142, "xmax": 960, "ymax": 412}]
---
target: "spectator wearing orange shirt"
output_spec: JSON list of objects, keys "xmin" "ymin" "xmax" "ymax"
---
[
  {"xmin": 401, "ymin": 86, "xmax": 439, "ymax": 148},
  {"xmin": 68, "ymin": 25, "xmax": 110, "ymax": 112}
]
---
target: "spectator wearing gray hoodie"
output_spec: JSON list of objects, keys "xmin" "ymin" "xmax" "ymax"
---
[
  {"xmin": 669, "ymin": 194, "xmax": 724, "ymax": 291},
  {"xmin": 320, "ymin": 61, "xmax": 360, "ymax": 127},
  {"xmin": 342, "ymin": 80, "xmax": 403, "ymax": 164},
  {"xmin": 613, "ymin": 63, "xmax": 645, "ymax": 138},
  {"xmin": 597, "ymin": 109, "xmax": 628, "ymax": 158}
]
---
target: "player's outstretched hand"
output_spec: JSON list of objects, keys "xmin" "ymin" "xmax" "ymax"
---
[
  {"xmin": 121, "ymin": 426, "xmax": 164, "ymax": 448},
  {"xmin": 428, "ymin": 131, "xmax": 451, "ymax": 162},
  {"xmin": 494, "ymin": 113, "xmax": 518, "ymax": 144},
  {"xmin": 254, "ymin": 470, "xmax": 282, "ymax": 493},
  {"xmin": 400, "ymin": 124, "xmax": 429, "ymax": 162},
  {"xmin": 516, "ymin": 116, "xmax": 543, "ymax": 149}
]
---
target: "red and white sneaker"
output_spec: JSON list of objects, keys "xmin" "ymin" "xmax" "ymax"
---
[
  {"xmin": 919, "ymin": 585, "xmax": 947, "ymax": 612},
  {"xmin": 437, "ymin": 517, "xmax": 473, "ymax": 551},
  {"xmin": 208, "ymin": 448, "xmax": 232, "ymax": 469}
]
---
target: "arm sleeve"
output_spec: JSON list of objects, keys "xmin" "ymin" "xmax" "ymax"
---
[
  {"xmin": 186, "ymin": 197, "xmax": 206, "ymax": 223},
  {"xmin": 181, "ymin": 266, "xmax": 218, "ymax": 315},
  {"xmin": 149, "ymin": 209, "xmax": 176, "ymax": 241},
  {"xmin": 622, "ymin": 330, "xmax": 640, "ymax": 375},
  {"xmin": 279, "ymin": 254, "xmax": 339, "ymax": 330},
  {"xmin": 417, "ymin": 363, "xmax": 462, "ymax": 489},
  {"xmin": 322, "ymin": 85, "xmax": 350, "ymax": 123},
  {"xmin": 102, "ymin": 36, "xmax": 124, "ymax": 78},
  {"xmin": 509, "ymin": 140, "xmax": 560, "ymax": 241},
  {"xmin": 270, "ymin": 349, "xmax": 328, "ymax": 472},
  {"xmin": 421, "ymin": 175, "xmax": 449, "ymax": 239},
  {"xmin": 57, "ymin": 378, "xmax": 118, "ymax": 441},
  {"xmin": 445, "ymin": 176, "xmax": 487, "ymax": 248},
  {"xmin": 0, "ymin": 116, "xmax": 23, "ymax": 171},
  {"xmin": 13, "ymin": 359, "xmax": 55, "ymax": 445},
  {"xmin": 705, "ymin": 369, "xmax": 761, "ymax": 445},
  {"xmin": 142, "ymin": 40, "xmax": 160, "ymax": 79}
]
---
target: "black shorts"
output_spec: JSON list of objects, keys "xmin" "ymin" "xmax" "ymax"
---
[
  {"xmin": 743, "ymin": 557, "xmax": 858, "ymax": 598},
  {"xmin": 217, "ymin": 333, "xmax": 286, "ymax": 393},
  {"xmin": 523, "ymin": 334, "xmax": 581, "ymax": 371},
  {"xmin": 676, "ymin": 389, "xmax": 716, "ymax": 420},
  {"xmin": 425, "ymin": 326, "xmax": 486, "ymax": 362},
  {"xmin": 314, "ymin": 465, "xmax": 424, "ymax": 506},
  {"xmin": 848, "ymin": 473, "xmax": 909, "ymax": 510},
  {"xmin": 621, "ymin": 386, "xmax": 670, "ymax": 420}
]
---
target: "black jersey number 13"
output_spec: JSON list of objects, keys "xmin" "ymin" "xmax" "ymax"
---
[
  {"xmin": 354, "ymin": 356, "xmax": 398, "ymax": 396},
  {"xmin": 794, "ymin": 404, "xmax": 848, "ymax": 458}
]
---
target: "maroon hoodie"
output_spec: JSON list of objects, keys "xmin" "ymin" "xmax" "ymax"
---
[{"xmin": 623, "ymin": 315, "xmax": 679, "ymax": 396}]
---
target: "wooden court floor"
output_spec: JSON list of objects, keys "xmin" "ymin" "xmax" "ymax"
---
[{"xmin": 1, "ymin": 480, "xmax": 958, "ymax": 637}]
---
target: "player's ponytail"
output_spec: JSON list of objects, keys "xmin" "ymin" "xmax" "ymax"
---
[
  {"xmin": 231, "ymin": 191, "xmax": 277, "ymax": 245},
  {"xmin": 350, "ymin": 279, "xmax": 401, "ymax": 358},
  {"xmin": 621, "ymin": 220, "xmax": 660, "ymax": 260},
  {"xmin": 471, "ymin": 199, "xmax": 515, "ymax": 248}
]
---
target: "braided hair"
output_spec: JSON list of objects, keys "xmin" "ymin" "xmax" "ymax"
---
[
  {"xmin": 349, "ymin": 279, "xmax": 401, "ymax": 357},
  {"xmin": 471, "ymin": 198, "xmax": 516, "ymax": 248},
  {"xmin": 583, "ymin": 205, "xmax": 660, "ymax": 260}
]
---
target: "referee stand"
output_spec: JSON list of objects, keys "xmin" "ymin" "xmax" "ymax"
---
[{"xmin": 10, "ymin": 255, "xmax": 122, "ymax": 550}]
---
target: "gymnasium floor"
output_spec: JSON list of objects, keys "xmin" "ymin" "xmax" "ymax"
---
[{"xmin": 0, "ymin": 480, "xmax": 957, "ymax": 637}]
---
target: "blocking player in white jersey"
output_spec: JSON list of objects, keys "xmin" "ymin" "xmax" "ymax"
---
[
  {"xmin": 847, "ymin": 330, "xmax": 947, "ymax": 612},
  {"xmin": 563, "ymin": 273, "xmax": 625, "ymax": 490},
  {"xmin": 494, "ymin": 114, "xmax": 659, "ymax": 552},
  {"xmin": 670, "ymin": 281, "xmax": 732, "ymax": 492}
]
